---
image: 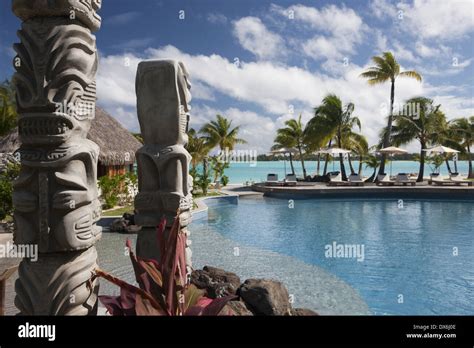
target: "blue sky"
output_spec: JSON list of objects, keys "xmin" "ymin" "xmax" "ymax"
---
[{"xmin": 1, "ymin": 0, "xmax": 473, "ymax": 152}]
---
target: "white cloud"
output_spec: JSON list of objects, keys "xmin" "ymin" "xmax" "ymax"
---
[
  {"xmin": 207, "ymin": 13, "xmax": 228, "ymax": 24},
  {"xmin": 190, "ymin": 105, "xmax": 279, "ymax": 154},
  {"xmin": 105, "ymin": 11, "xmax": 141, "ymax": 26},
  {"xmin": 96, "ymin": 45, "xmax": 427, "ymax": 151},
  {"xmin": 272, "ymin": 4, "xmax": 366, "ymax": 62},
  {"xmin": 393, "ymin": 42, "xmax": 420, "ymax": 63},
  {"xmin": 369, "ymin": 0, "xmax": 398, "ymax": 19},
  {"xmin": 398, "ymin": 0, "xmax": 474, "ymax": 40},
  {"xmin": 232, "ymin": 17, "xmax": 285, "ymax": 60}
]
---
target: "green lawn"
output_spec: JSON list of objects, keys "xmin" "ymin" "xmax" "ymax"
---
[
  {"xmin": 102, "ymin": 206, "xmax": 134, "ymax": 216},
  {"xmin": 101, "ymin": 191, "xmax": 224, "ymax": 216}
]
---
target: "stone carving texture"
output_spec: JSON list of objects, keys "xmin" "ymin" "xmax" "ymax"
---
[
  {"xmin": 11, "ymin": 0, "xmax": 102, "ymax": 315},
  {"xmin": 135, "ymin": 60, "xmax": 193, "ymax": 271}
]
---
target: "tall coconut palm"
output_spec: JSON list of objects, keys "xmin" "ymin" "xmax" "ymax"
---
[
  {"xmin": 305, "ymin": 94, "xmax": 361, "ymax": 180},
  {"xmin": 449, "ymin": 116, "xmax": 474, "ymax": 178},
  {"xmin": 304, "ymin": 113, "xmax": 332, "ymax": 176},
  {"xmin": 342, "ymin": 133, "xmax": 368, "ymax": 175},
  {"xmin": 360, "ymin": 52, "xmax": 422, "ymax": 177},
  {"xmin": 389, "ymin": 97, "xmax": 447, "ymax": 182},
  {"xmin": 273, "ymin": 115, "xmax": 308, "ymax": 178},
  {"xmin": 186, "ymin": 128, "xmax": 211, "ymax": 170},
  {"xmin": 199, "ymin": 114, "xmax": 247, "ymax": 152}
]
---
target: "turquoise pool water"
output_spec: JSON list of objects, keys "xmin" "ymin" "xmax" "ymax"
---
[{"xmin": 192, "ymin": 197, "xmax": 474, "ymax": 315}]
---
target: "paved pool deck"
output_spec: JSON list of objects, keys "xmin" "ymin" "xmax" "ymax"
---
[{"xmin": 251, "ymin": 181, "xmax": 474, "ymax": 200}]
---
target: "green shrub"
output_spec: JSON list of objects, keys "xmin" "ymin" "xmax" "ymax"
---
[{"xmin": 0, "ymin": 161, "xmax": 20, "ymax": 220}]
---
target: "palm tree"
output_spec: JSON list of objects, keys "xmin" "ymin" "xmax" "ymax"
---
[
  {"xmin": 274, "ymin": 115, "xmax": 308, "ymax": 178},
  {"xmin": 0, "ymin": 80, "xmax": 17, "ymax": 136},
  {"xmin": 186, "ymin": 128, "xmax": 211, "ymax": 170},
  {"xmin": 449, "ymin": 116, "xmax": 474, "ymax": 178},
  {"xmin": 360, "ymin": 52, "xmax": 422, "ymax": 177},
  {"xmin": 363, "ymin": 155, "xmax": 379, "ymax": 182},
  {"xmin": 305, "ymin": 94, "xmax": 361, "ymax": 180},
  {"xmin": 271, "ymin": 142, "xmax": 296, "ymax": 175},
  {"xmin": 342, "ymin": 133, "xmax": 368, "ymax": 175},
  {"xmin": 389, "ymin": 97, "xmax": 447, "ymax": 182},
  {"xmin": 199, "ymin": 114, "xmax": 247, "ymax": 151}
]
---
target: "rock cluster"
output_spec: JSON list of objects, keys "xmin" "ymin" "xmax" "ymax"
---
[
  {"xmin": 109, "ymin": 213, "xmax": 141, "ymax": 234},
  {"xmin": 190, "ymin": 266, "xmax": 317, "ymax": 316}
]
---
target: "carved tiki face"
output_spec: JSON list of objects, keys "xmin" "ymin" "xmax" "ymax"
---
[
  {"xmin": 135, "ymin": 60, "xmax": 192, "ymax": 146},
  {"xmin": 13, "ymin": 17, "xmax": 98, "ymax": 146}
]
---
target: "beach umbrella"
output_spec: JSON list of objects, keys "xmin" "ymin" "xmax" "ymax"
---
[
  {"xmin": 423, "ymin": 145, "xmax": 460, "ymax": 173},
  {"xmin": 269, "ymin": 147, "xmax": 298, "ymax": 176},
  {"xmin": 422, "ymin": 145, "xmax": 460, "ymax": 154},
  {"xmin": 379, "ymin": 146, "xmax": 408, "ymax": 176},
  {"xmin": 319, "ymin": 147, "xmax": 351, "ymax": 171}
]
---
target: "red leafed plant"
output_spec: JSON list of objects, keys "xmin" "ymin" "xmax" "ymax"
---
[{"xmin": 91, "ymin": 214, "xmax": 236, "ymax": 316}]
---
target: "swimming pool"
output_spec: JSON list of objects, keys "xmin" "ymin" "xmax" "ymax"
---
[{"xmin": 192, "ymin": 196, "xmax": 474, "ymax": 315}]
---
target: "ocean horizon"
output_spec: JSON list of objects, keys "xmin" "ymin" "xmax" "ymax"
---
[{"xmin": 211, "ymin": 160, "xmax": 470, "ymax": 184}]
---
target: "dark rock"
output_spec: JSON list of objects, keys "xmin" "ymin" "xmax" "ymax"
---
[
  {"xmin": 239, "ymin": 279, "xmax": 291, "ymax": 316},
  {"xmin": 109, "ymin": 218, "xmax": 127, "ymax": 232},
  {"xmin": 122, "ymin": 212, "xmax": 135, "ymax": 225},
  {"xmin": 290, "ymin": 308, "xmax": 318, "ymax": 316},
  {"xmin": 190, "ymin": 267, "xmax": 241, "ymax": 298},
  {"xmin": 222, "ymin": 300, "xmax": 253, "ymax": 316}
]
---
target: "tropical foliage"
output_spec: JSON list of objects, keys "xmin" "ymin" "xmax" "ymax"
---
[
  {"xmin": 387, "ymin": 97, "xmax": 447, "ymax": 182},
  {"xmin": 91, "ymin": 214, "xmax": 236, "ymax": 316},
  {"xmin": 360, "ymin": 52, "xmax": 422, "ymax": 176},
  {"xmin": 305, "ymin": 94, "xmax": 366, "ymax": 180},
  {"xmin": 0, "ymin": 161, "xmax": 20, "ymax": 220},
  {"xmin": 187, "ymin": 115, "xmax": 246, "ymax": 193},
  {"xmin": 273, "ymin": 114, "xmax": 308, "ymax": 178},
  {"xmin": 0, "ymin": 80, "xmax": 17, "ymax": 136}
]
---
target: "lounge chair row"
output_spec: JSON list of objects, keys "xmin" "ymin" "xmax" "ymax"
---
[
  {"xmin": 327, "ymin": 172, "xmax": 364, "ymax": 186},
  {"xmin": 428, "ymin": 173, "xmax": 473, "ymax": 186},
  {"xmin": 265, "ymin": 173, "xmax": 297, "ymax": 186},
  {"xmin": 376, "ymin": 173, "xmax": 416, "ymax": 186}
]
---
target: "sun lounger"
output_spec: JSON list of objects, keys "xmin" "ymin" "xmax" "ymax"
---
[
  {"xmin": 284, "ymin": 174, "xmax": 297, "ymax": 186},
  {"xmin": 327, "ymin": 171, "xmax": 351, "ymax": 186},
  {"xmin": 265, "ymin": 173, "xmax": 283, "ymax": 186},
  {"xmin": 348, "ymin": 174, "xmax": 364, "ymax": 186},
  {"xmin": 430, "ymin": 174, "xmax": 473, "ymax": 186},
  {"xmin": 376, "ymin": 173, "xmax": 396, "ymax": 186},
  {"xmin": 395, "ymin": 173, "xmax": 416, "ymax": 186}
]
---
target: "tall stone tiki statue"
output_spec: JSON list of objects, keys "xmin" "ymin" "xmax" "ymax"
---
[
  {"xmin": 11, "ymin": 0, "xmax": 102, "ymax": 315},
  {"xmin": 135, "ymin": 60, "xmax": 193, "ymax": 271}
]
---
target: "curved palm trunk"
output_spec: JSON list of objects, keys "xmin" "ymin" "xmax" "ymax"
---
[
  {"xmin": 417, "ymin": 142, "xmax": 426, "ymax": 182},
  {"xmin": 358, "ymin": 155, "xmax": 363, "ymax": 175},
  {"xmin": 297, "ymin": 145, "xmax": 307, "ymax": 179},
  {"xmin": 378, "ymin": 78, "xmax": 396, "ymax": 178},
  {"xmin": 289, "ymin": 153, "xmax": 295, "ymax": 175},
  {"xmin": 316, "ymin": 153, "xmax": 321, "ymax": 176},
  {"xmin": 367, "ymin": 168, "xmax": 377, "ymax": 182},
  {"xmin": 453, "ymin": 158, "xmax": 458, "ymax": 173},
  {"xmin": 468, "ymin": 145, "xmax": 473, "ymax": 178},
  {"xmin": 337, "ymin": 136, "xmax": 347, "ymax": 180},
  {"xmin": 348, "ymin": 154, "xmax": 356, "ymax": 175},
  {"xmin": 445, "ymin": 159, "xmax": 452, "ymax": 174},
  {"xmin": 323, "ymin": 140, "xmax": 332, "ymax": 175},
  {"xmin": 339, "ymin": 154, "xmax": 347, "ymax": 180}
]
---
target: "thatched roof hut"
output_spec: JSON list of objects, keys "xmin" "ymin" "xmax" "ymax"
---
[{"xmin": 0, "ymin": 107, "xmax": 142, "ymax": 177}]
